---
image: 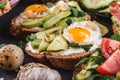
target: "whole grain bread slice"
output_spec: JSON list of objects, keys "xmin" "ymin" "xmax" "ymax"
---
[
  {"xmin": 46, "ymin": 52, "xmax": 91, "ymax": 70},
  {"xmin": 25, "ymin": 43, "xmax": 50, "ymax": 65},
  {"xmin": 72, "ymin": 65, "xmax": 82, "ymax": 80},
  {"xmin": 10, "ymin": 17, "xmax": 39, "ymax": 38},
  {"xmin": 25, "ymin": 42, "xmax": 91, "ymax": 70}
]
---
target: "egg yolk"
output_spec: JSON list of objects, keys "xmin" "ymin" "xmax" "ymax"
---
[
  {"xmin": 24, "ymin": 4, "xmax": 47, "ymax": 15},
  {"xmin": 68, "ymin": 28, "xmax": 90, "ymax": 43}
]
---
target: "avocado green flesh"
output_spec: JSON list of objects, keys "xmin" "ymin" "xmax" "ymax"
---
[
  {"xmin": 93, "ymin": 21, "xmax": 109, "ymax": 36},
  {"xmin": 31, "ymin": 39, "xmax": 41, "ymax": 49},
  {"xmin": 55, "ymin": 17, "xmax": 84, "ymax": 27},
  {"xmin": 0, "ymin": 1, "xmax": 7, "ymax": 9},
  {"xmin": 47, "ymin": 35, "xmax": 68, "ymax": 51},
  {"xmin": 81, "ymin": 0, "xmax": 114, "ymax": 10},
  {"xmin": 75, "ymin": 51, "xmax": 99, "ymax": 80},
  {"xmin": 43, "ymin": 11, "xmax": 71, "ymax": 29},
  {"xmin": 21, "ymin": 14, "xmax": 52, "ymax": 28},
  {"xmin": 68, "ymin": 1, "xmax": 82, "ymax": 11},
  {"xmin": 38, "ymin": 39, "xmax": 50, "ymax": 52},
  {"xmin": 35, "ymin": 25, "xmax": 65, "ymax": 37}
]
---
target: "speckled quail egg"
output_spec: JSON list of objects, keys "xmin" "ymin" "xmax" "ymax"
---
[{"xmin": 0, "ymin": 44, "xmax": 24, "ymax": 70}]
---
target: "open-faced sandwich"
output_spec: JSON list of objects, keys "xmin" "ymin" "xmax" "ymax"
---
[
  {"xmin": 24, "ymin": 18, "xmax": 109, "ymax": 70},
  {"xmin": 0, "ymin": 0, "xmax": 19, "ymax": 16},
  {"xmin": 15, "ymin": 62, "xmax": 61, "ymax": 80},
  {"xmin": 73, "ymin": 36, "xmax": 120, "ymax": 80},
  {"xmin": 10, "ymin": 0, "xmax": 89, "ymax": 38},
  {"xmin": 110, "ymin": 1, "xmax": 120, "ymax": 35}
]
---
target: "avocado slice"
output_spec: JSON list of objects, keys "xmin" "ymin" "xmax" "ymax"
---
[
  {"xmin": 38, "ymin": 39, "xmax": 49, "ymax": 52},
  {"xmin": 35, "ymin": 25, "xmax": 65, "ymax": 38},
  {"xmin": 68, "ymin": 1, "xmax": 82, "ymax": 11},
  {"xmin": 21, "ymin": 13, "xmax": 52, "ymax": 28},
  {"xmin": 43, "ymin": 11, "xmax": 71, "ymax": 29},
  {"xmin": 0, "ymin": 0, "xmax": 7, "ymax": 9},
  {"xmin": 55, "ymin": 17, "xmax": 85, "ymax": 26},
  {"xmin": 31, "ymin": 39, "xmax": 41, "ymax": 49},
  {"xmin": 81, "ymin": 0, "xmax": 114, "ymax": 10},
  {"xmin": 93, "ymin": 21, "xmax": 109, "ymax": 36},
  {"xmin": 47, "ymin": 35, "xmax": 68, "ymax": 51}
]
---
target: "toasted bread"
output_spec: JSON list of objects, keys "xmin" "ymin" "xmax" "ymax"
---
[
  {"xmin": 25, "ymin": 42, "xmax": 91, "ymax": 70},
  {"xmin": 10, "ymin": 17, "xmax": 39, "ymax": 38},
  {"xmin": 46, "ymin": 52, "xmax": 91, "ymax": 70},
  {"xmin": 72, "ymin": 65, "xmax": 82, "ymax": 80},
  {"xmin": 25, "ymin": 43, "xmax": 50, "ymax": 65}
]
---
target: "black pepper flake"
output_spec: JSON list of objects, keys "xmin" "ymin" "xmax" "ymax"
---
[
  {"xmin": 5, "ymin": 55, "xmax": 9, "ymax": 60},
  {"xmin": 8, "ymin": 64, "xmax": 12, "ymax": 68}
]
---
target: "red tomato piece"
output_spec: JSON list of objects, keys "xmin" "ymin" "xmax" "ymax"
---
[
  {"xmin": 109, "ymin": 2, "xmax": 120, "ymax": 20},
  {"xmin": 97, "ymin": 49, "xmax": 120, "ymax": 75},
  {"xmin": 101, "ymin": 38, "xmax": 120, "ymax": 59}
]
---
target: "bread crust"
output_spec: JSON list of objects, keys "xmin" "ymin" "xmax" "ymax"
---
[
  {"xmin": 72, "ymin": 65, "xmax": 82, "ymax": 80},
  {"xmin": 25, "ymin": 43, "xmax": 50, "ymax": 65},
  {"xmin": 10, "ymin": 17, "xmax": 39, "ymax": 38},
  {"xmin": 46, "ymin": 52, "xmax": 91, "ymax": 70}
]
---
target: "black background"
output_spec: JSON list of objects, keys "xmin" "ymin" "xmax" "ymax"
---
[{"xmin": 0, "ymin": 0, "xmax": 113, "ymax": 80}]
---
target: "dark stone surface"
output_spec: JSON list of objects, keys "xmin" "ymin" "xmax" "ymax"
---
[{"xmin": 0, "ymin": 0, "xmax": 112, "ymax": 80}]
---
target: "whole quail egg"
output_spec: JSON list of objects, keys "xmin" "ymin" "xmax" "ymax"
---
[{"xmin": 0, "ymin": 44, "xmax": 24, "ymax": 70}]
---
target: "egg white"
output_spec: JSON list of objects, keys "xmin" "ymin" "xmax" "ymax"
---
[{"xmin": 63, "ymin": 21, "xmax": 102, "ymax": 52}]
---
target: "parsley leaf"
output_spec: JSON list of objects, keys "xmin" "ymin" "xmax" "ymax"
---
[
  {"xmin": 69, "ymin": 5, "xmax": 85, "ymax": 17},
  {"xmin": 46, "ymin": 2, "xmax": 53, "ymax": 8},
  {"xmin": 75, "ymin": 57, "xmax": 89, "ymax": 66},
  {"xmin": 66, "ymin": 18, "xmax": 73, "ymax": 25},
  {"xmin": 111, "ymin": 34, "xmax": 120, "ymax": 41},
  {"xmin": 26, "ymin": 33, "xmax": 36, "ymax": 42},
  {"xmin": 18, "ymin": 41, "xmax": 26, "ymax": 50}
]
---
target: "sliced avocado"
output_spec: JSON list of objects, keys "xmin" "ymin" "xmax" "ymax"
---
[
  {"xmin": 68, "ymin": 1, "xmax": 82, "ymax": 11},
  {"xmin": 31, "ymin": 39, "xmax": 41, "ymax": 49},
  {"xmin": 47, "ymin": 35, "xmax": 68, "ymax": 51},
  {"xmin": 35, "ymin": 26, "xmax": 65, "ymax": 37},
  {"xmin": 81, "ymin": 0, "xmax": 114, "ymax": 10},
  {"xmin": 75, "ymin": 70, "xmax": 91, "ymax": 80},
  {"xmin": 49, "ymin": 34, "xmax": 56, "ymax": 42},
  {"xmin": 0, "ymin": 0, "xmax": 7, "ymax": 9},
  {"xmin": 38, "ymin": 39, "xmax": 49, "ymax": 52},
  {"xmin": 56, "ymin": 17, "xmax": 84, "ymax": 26},
  {"xmin": 43, "ymin": 11, "xmax": 71, "ymax": 29},
  {"xmin": 93, "ymin": 21, "xmax": 109, "ymax": 36},
  {"xmin": 21, "ymin": 13, "xmax": 52, "ymax": 28}
]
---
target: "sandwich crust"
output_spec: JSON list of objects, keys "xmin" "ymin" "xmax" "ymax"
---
[
  {"xmin": 10, "ymin": 17, "xmax": 39, "ymax": 38},
  {"xmin": 46, "ymin": 52, "xmax": 91, "ymax": 70},
  {"xmin": 72, "ymin": 65, "xmax": 82, "ymax": 80},
  {"xmin": 25, "ymin": 44, "xmax": 50, "ymax": 65}
]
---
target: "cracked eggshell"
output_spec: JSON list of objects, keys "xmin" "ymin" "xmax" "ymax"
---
[{"xmin": 0, "ymin": 44, "xmax": 24, "ymax": 71}]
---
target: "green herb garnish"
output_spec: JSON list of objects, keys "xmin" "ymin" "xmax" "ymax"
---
[
  {"xmin": 99, "ymin": 75, "xmax": 115, "ymax": 80},
  {"xmin": 26, "ymin": 33, "xmax": 36, "ymax": 42},
  {"xmin": 111, "ymin": 34, "xmax": 120, "ymax": 41},
  {"xmin": 82, "ymin": 45, "xmax": 92, "ymax": 51},
  {"xmin": 66, "ymin": 18, "xmax": 73, "ymax": 25},
  {"xmin": 86, "ymin": 74, "xmax": 101, "ymax": 80},
  {"xmin": 75, "ymin": 57, "xmax": 89, "ymax": 66},
  {"xmin": 18, "ymin": 41, "xmax": 26, "ymax": 50},
  {"xmin": 69, "ymin": 43, "xmax": 81, "ymax": 48},
  {"xmin": 69, "ymin": 6, "xmax": 85, "ymax": 17}
]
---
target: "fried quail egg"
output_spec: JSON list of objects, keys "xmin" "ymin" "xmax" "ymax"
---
[{"xmin": 63, "ymin": 21, "xmax": 102, "ymax": 51}]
